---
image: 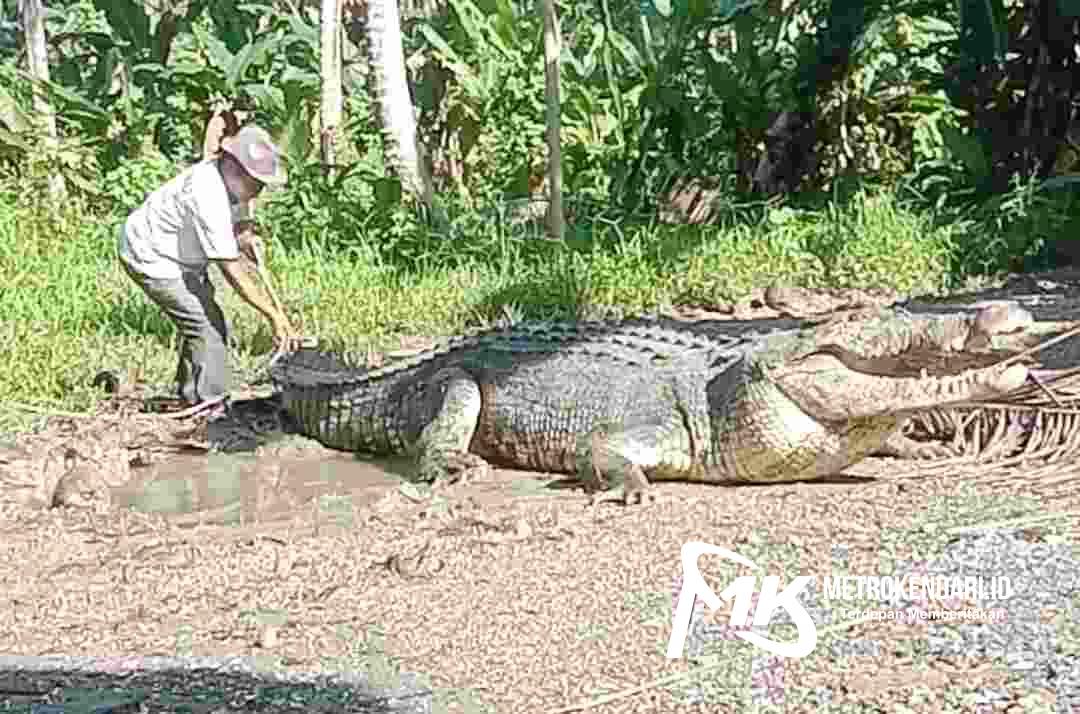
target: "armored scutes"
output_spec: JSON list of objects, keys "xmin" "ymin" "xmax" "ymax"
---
[{"xmin": 269, "ymin": 306, "xmax": 1070, "ymax": 504}]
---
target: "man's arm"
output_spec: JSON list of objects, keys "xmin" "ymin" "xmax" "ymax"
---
[{"xmin": 215, "ymin": 257, "xmax": 295, "ymax": 342}]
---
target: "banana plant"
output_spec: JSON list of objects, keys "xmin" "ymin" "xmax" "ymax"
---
[
  {"xmin": 90, "ymin": 0, "xmax": 210, "ymax": 155},
  {"xmin": 414, "ymin": 0, "xmax": 527, "ymax": 185},
  {"xmin": 576, "ymin": 0, "xmax": 768, "ymax": 206},
  {"xmin": 0, "ymin": 60, "xmax": 108, "ymax": 195},
  {"xmin": 170, "ymin": 3, "xmax": 321, "ymax": 164}
]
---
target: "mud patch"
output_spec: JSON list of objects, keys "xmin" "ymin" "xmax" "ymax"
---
[
  {"xmin": 112, "ymin": 443, "xmax": 408, "ymax": 525},
  {"xmin": 111, "ymin": 439, "xmax": 570, "ymax": 529}
]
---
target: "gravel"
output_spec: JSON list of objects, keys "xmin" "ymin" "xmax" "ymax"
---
[
  {"xmin": 676, "ymin": 528, "xmax": 1080, "ymax": 711},
  {"xmin": 915, "ymin": 530, "xmax": 1080, "ymax": 711}
]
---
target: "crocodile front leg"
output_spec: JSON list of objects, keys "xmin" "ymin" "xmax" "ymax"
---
[
  {"xmin": 576, "ymin": 423, "xmax": 655, "ymax": 506},
  {"xmin": 575, "ymin": 417, "xmax": 700, "ymax": 506},
  {"xmin": 413, "ymin": 368, "xmax": 491, "ymax": 483}
]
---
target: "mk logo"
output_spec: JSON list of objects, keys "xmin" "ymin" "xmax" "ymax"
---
[{"xmin": 667, "ymin": 541, "xmax": 818, "ymax": 659}]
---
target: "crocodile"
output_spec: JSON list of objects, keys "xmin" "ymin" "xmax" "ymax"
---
[{"xmin": 269, "ymin": 304, "xmax": 1072, "ymax": 504}]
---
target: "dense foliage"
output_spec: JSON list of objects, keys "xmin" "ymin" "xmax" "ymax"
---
[{"xmin": 3, "ymin": 0, "xmax": 1079, "ymax": 266}]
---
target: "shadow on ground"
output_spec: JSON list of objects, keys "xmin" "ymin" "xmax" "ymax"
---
[{"xmin": 0, "ymin": 655, "xmax": 433, "ymax": 713}]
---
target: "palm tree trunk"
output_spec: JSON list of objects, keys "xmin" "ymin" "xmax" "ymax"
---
[
  {"xmin": 540, "ymin": 0, "xmax": 563, "ymax": 240},
  {"xmin": 18, "ymin": 0, "xmax": 65, "ymax": 197},
  {"xmin": 365, "ymin": 0, "xmax": 442, "ymax": 222},
  {"xmin": 320, "ymin": 0, "xmax": 343, "ymax": 169}
]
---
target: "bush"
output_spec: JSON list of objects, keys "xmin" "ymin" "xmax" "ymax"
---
[{"xmin": 101, "ymin": 152, "xmax": 182, "ymax": 216}]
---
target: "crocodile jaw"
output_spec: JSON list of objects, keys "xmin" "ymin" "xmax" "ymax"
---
[
  {"xmin": 714, "ymin": 376, "xmax": 906, "ymax": 484},
  {"xmin": 770, "ymin": 355, "xmax": 1029, "ymax": 421},
  {"xmin": 714, "ymin": 357, "xmax": 1029, "ymax": 485}
]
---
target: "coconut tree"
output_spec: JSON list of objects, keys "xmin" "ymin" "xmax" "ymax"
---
[
  {"xmin": 17, "ymin": 0, "xmax": 64, "ymax": 197},
  {"xmin": 540, "ymin": 0, "xmax": 563, "ymax": 239},
  {"xmin": 320, "ymin": 0, "xmax": 342, "ymax": 168},
  {"xmin": 364, "ymin": 0, "xmax": 441, "ymax": 221}
]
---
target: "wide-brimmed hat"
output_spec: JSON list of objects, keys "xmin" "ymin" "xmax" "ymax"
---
[{"xmin": 221, "ymin": 125, "xmax": 287, "ymax": 186}]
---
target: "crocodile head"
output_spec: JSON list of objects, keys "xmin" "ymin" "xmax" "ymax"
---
[{"xmin": 710, "ymin": 303, "xmax": 1075, "ymax": 483}]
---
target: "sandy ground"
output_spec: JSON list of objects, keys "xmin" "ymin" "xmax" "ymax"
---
[
  {"xmin": 2, "ymin": 272, "xmax": 1080, "ymax": 713},
  {"xmin": 0, "ymin": 447, "xmax": 1078, "ymax": 713}
]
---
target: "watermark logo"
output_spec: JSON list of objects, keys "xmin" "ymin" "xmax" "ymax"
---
[
  {"xmin": 822, "ymin": 573, "xmax": 1013, "ymax": 603},
  {"xmin": 667, "ymin": 541, "xmax": 1015, "ymax": 660},
  {"xmin": 666, "ymin": 541, "xmax": 817, "ymax": 660}
]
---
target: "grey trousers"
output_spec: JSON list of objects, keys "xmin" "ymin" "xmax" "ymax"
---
[{"xmin": 121, "ymin": 259, "xmax": 231, "ymax": 404}]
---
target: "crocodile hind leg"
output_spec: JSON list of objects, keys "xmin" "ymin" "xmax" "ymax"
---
[
  {"xmin": 414, "ymin": 368, "xmax": 490, "ymax": 483},
  {"xmin": 576, "ymin": 419, "xmax": 693, "ymax": 506}
]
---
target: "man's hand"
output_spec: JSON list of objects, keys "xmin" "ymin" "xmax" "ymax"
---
[
  {"xmin": 236, "ymin": 224, "xmax": 261, "ymax": 264},
  {"xmin": 271, "ymin": 314, "xmax": 304, "ymax": 352}
]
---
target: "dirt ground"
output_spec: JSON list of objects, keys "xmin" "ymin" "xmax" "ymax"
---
[{"xmin": 2, "ymin": 272, "xmax": 1080, "ymax": 713}]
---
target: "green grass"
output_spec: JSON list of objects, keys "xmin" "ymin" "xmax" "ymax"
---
[{"xmin": 0, "ymin": 177, "xmax": 968, "ymax": 435}]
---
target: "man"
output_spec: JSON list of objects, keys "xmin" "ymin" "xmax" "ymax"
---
[{"xmin": 118, "ymin": 124, "xmax": 299, "ymax": 409}]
